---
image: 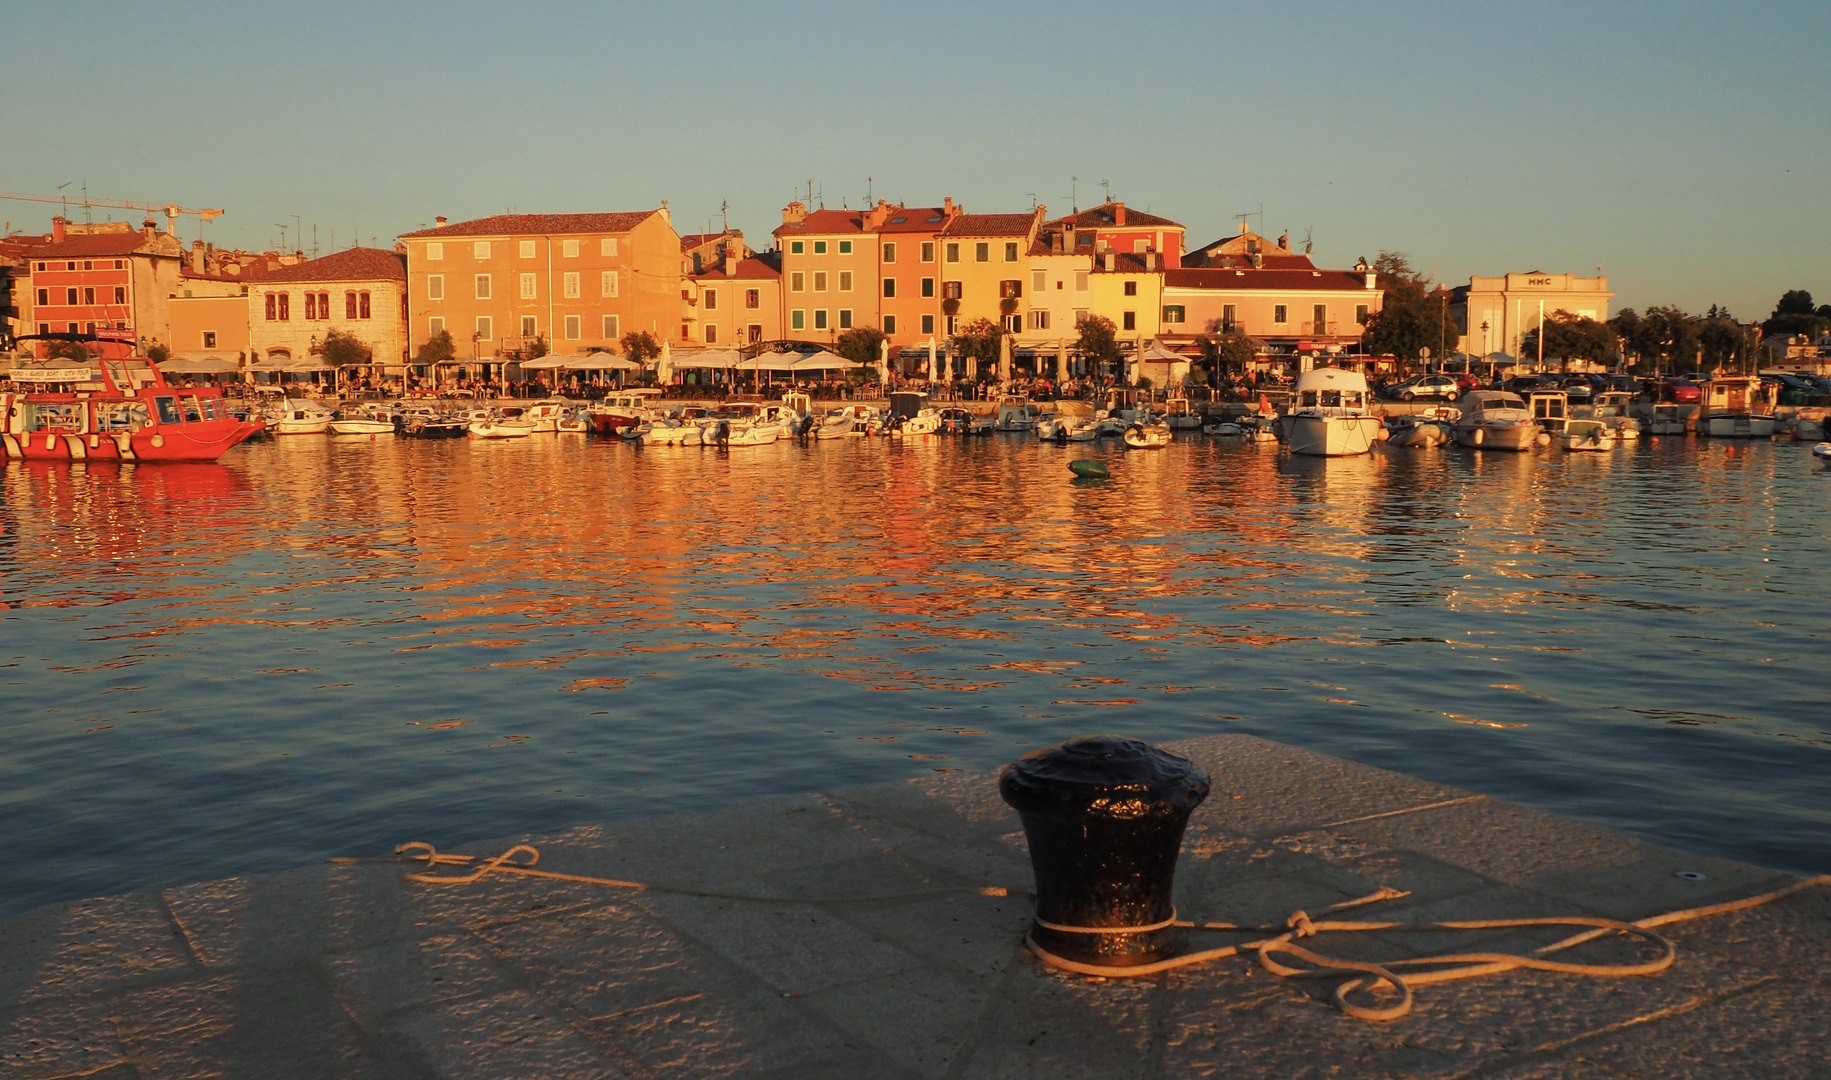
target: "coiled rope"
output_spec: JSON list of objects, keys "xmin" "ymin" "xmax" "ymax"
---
[{"xmin": 341, "ymin": 843, "xmax": 1826, "ymax": 1023}]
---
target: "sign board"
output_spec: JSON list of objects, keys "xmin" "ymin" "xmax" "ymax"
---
[{"xmin": 7, "ymin": 368, "xmax": 100, "ymax": 383}]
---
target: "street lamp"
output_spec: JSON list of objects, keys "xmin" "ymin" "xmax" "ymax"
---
[{"xmin": 1480, "ymin": 320, "xmax": 1491, "ymax": 381}]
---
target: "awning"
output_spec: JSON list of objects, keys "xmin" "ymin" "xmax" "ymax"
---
[
  {"xmin": 670, "ymin": 349, "xmax": 744, "ymax": 369},
  {"xmin": 248, "ymin": 356, "xmax": 332, "ymax": 373},
  {"xmin": 736, "ymin": 352, "xmax": 802, "ymax": 372},
  {"xmin": 791, "ymin": 351, "xmax": 861, "ymax": 371},
  {"xmin": 159, "ymin": 353, "xmax": 242, "ymax": 374},
  {"xmin": 516, "ymin": 356, "xmax": 569, "ymax": 370}
]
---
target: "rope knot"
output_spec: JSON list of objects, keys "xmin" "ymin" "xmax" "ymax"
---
[{"xmin": 1287, "ymin": 911, "xmax": 1315, "ymax": 937}]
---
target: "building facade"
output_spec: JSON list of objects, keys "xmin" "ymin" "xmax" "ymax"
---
[
  {"xmin": 246, "ymin": 247, "xmax": 409, "ymax": 371},
  {"xmin": 937, "ymin": 209, "xmax": 1044, "ymax": 337},
  {"xmin": 685, "ymin": 252, "xmax": 783, "ymax": 346},
  {"xmin": 17, "ymin": 217, "xmax": 183, "ymax": 359},
  {"xmin": 399, "ymin": 209, "xmax": 679, "ymax": 362},
  {"xmin": 1450, "ymin": 271, "xmax": 1614, "ymax": 358}
]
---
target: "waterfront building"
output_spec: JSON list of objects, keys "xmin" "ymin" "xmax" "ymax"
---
[
  {"xmin": 873, "ymin": 201, "xmax": 960, "ymax": 352},
  {"xmin": 15, "ymin": 217, "xmax": 183, "ymax": 359},
  {"xmin": 679, "ymin": 229, "xmax": 750, "ymax": 277},
  {"xmin": 246, "ymin": 247, "xmax": 409, "ymax": 376},
  {"xmin": 936, "ymin": 209, "xmax": 1045, "ymax": 338},
  {"xmin": 1449, "ymin": 271, "xmax": 1614, "ymax": 359},
  {"xmin": 166, "ymin": 241, "xmax": 271, "ymax": 364},
  {"xmin": 1054, "ymin": 201, "xmax": 1186, "ymax": 265},
  {"xmin": 684, "ymin": 250, "xmax": 783, "ymax": 346},
  {"xmin": 772, "ymin": 202, "xmax": 880, "ymax": 346},
  {"xmin": 398, "ymin": 209, "xmax": 679, "ymax": 368},
  {"xmin": 1158, "ymin": 255, "xmax": 1382, "ymax": 359}
]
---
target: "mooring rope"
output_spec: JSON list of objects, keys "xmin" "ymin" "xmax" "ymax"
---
[{"xmin": 342, "ymin": 842, "xmax": 1827, "ymax": 1023}]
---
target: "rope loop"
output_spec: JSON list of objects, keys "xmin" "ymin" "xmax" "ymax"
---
[{"xmin": 1286, "ymin": 911, "xmax": 1315, "ymax": 937}]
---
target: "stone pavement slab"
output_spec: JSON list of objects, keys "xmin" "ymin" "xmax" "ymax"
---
[{"xmin": 2, "ymin": 733, "xmax": 1823, "ymax": 1079}]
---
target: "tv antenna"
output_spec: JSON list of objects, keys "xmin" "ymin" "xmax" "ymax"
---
[
  {"xmin": 721, "ymin": 199, "xmax": 729, "ymax": 232},
  {"xmin": 1233, "ymin": 203, "xmax": 1264, "ymax": 235},
  {"xmin": 1302, "ymin": 226, "xmax": 1313, "ymax": 255},
  {"xmin": 866, "ymin": 176, "xmax": 873, "ymax": 203},
  {"xmin": 275, "ymin": 222, "xmax": 288, "ymax": 250},
  {"xmin": 1100, "ymin": 178, "xmax": 1111, "ymax": 204}
]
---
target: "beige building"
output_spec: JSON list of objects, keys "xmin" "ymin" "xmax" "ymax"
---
[
  {"xmin": 247, "ymin": 248, "xmax": 409, "ymax": 371},
  {"xmin": 685, "ymin": 252, "xmax": 782, "ymax": 346},
  {"xmin": 1450, "ymin": 271, "xmax": 1614, "ymax": 359}
]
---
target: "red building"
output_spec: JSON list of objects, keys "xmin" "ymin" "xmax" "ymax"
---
[{"xmin": 19, "ymin": 217, "xmax": 183, "ymax": 359}]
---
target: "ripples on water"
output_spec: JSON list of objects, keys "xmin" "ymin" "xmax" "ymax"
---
[{"xmin": 2, "ymin": 433, "xmax": 1826, "ymax": 916}]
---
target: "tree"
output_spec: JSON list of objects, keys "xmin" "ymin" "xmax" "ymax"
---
[
  {"xmin": 1360, "ymin": 281, "xmax": 1455, "ymax": 368},
  {"xmin": 1761, "ymin": 289, "xmax": 1831, "ymax": 338},
  {"xmin": 952, "ymin": 317, "xmax": 1004, "ymax": 375},
  {"xmin": 619, "ymin": 330, "xmax": 662, "ymax": 364},
  {"xmin": 835, "ymin": 326, "xmax": 887, "ymax": 367},
  {"xmin": 321, "ymin": 329, "xmax": 373, "ymax": 368},
  {"xmin": 1519, "ymin": 311, "xmax": 1616, "ymax": 370},
  {"xmin": 521, "ymin": 335, "xmax": 549, "ymax": 361},
  {"xmin": 1372, "ymin": 250, "xmax": 1426, "ymax": 287},
  {"xmin": 1696, "ymin": 317, "xmax": 1748, "ymax": 371},
  {"xmin": 1074, "ymin": 313, "xmax": 1122, "ymax": 371},
  {"xmin": 46, "ymin": 339, "xmax": 91, "ymax": 362},
  {"xmin": 416, "ymin": 329, "xmax": 455, "ymax": 365},
  {"xmin": 145, "ymin": 343, "xmax": 171, "ymax": 364},
  {"xmin": 1215, "ymin": 331, "xmax": 1257, "ymax": 370},
  {"xmin": 1614, "ymin": 306, "xmax": 1699, "ymax": 374}
]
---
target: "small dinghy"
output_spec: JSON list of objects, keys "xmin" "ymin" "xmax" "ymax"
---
[
  {"xmin": 1122, "ymin": 421, "xmax": 1173, "ymax": 449},
  {"xmin": 1813, "ymin": 442, "xmax": 1831, "ymax": 463},
  {"xmin": 1068, "ymin": 459, "xmax": 1109, "ymax": 479}
]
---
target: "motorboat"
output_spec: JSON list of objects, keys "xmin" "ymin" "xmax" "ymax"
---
[
  {"xmin": 1094, "ymin": 410, "xmax": 1128, "ymax": 437},
  {"xmin": 329, "ymin": 415, "xmax": 394, "ymax": 436},
  {"xmin": 1560, "ymin": 418, "xmax": 1618, "ymax": 451},
  {"xmin": 1582, "ymin": 390, "xmax": 1643, "ymax": 440},
  {"xmin": 1645, "ymin": 403, "xmax": 1689, "ymax": 436},
  {"xmin": 588, "ymin": 389, "xmax": 663, "ymax": 435},
  {"xmin": 2, "ymin": 357, "xmax": 263, "ymax": 462},
  {"xmin": 643, "ymin": 418, "xmax": 704, "ymax": 445},
  {"xmin": 518, "ymin": 399, "xmax": 571, "ymax": 433},
  {"xmin": 1274, "ymin": 367, "xmax": 1384, "ymax": 457},
  {"xmin": 1813, "ymin": 442, "xmax": 1831, "ymax": 462},
  {"xmin": 889, "ymin": 408, "xmax": 943, "ymax": 437},
  {"xmin": 993, "ymin": 394, "xmax": 1034, "ymax": 432},
  {"xmin": 1062, "ymin": 416, "xmax": 1099, "ymax": 442},
  {"xmin": 1450, "ymin": 391, "xmax": 1542, "ymax": 451},
  {"xmin": 1525, "ymin": 388, "xmax": 1570, "ymax": 436},
  {"xmin": 267, "ymin": 398, "xmax": 334, "ymax": 435},
  {"xmin": 1122, "ymin": 419, "xmax": 1173, "ymax": 449},
  {"xmin": 555, "ymin": 405, "xmax": 591, "ymax": 434},
  {"xmin": 725, "ymin": 419, "xmax": 779, "ymax": 446},
  {"xmin": 466, "ymin": 409, "xmax": 535, "ymax": 439},
  {"xmin": 815, "ymin": 406, "xmax": 872, "ymax": 439},
  {"xmin": 1384, "ymin": 415, "xmax": 1450, "ymax": 448},
  {"xmin": 398, "ymin": 414, "xmax": 468, "ymax": 439},
  {"xmin": 1033, "ymin": 411, "xmax": 1065, "ymax": 441},
  {"xmin": 1697, "ymin": 376, "xmax": 1778, "ymax": 438},
  {"xmin": 938, "ymin": 407, "xmax": 993, "ymax": 435},
  {"xmin": 1162, "ymin": 397, "xmax": 1202, "ymax": 431}
]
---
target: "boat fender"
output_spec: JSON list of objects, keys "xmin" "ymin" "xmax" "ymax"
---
[
  {"xmin": 113, "ymin": 432, "xmax": 135, "ymax": 459},
  {"xmin": 1068, "ymin": 459, "xmax": 1109, "ymax": 479},
  {"xmin": 89, "ymin": 434, "xmax": 101, "ymax": 448},
  {"xmin": 66, "ymin": 434, "xmax": 87, "ymax": 459},
  {"xmin": 1472, "ymin": 428, "xmax": 1484, "ymax": 445},
  {"xmin": 1536, "ymin": 432, "xmax": 1551, "ymax": 446},
  {"xmin": 1, "ymin": 433, "xmax": 18, "ymax": 458}
]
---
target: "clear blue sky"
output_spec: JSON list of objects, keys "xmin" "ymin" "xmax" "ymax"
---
[{"xmin": 6, "ymin": 1, "xmax": 1826, "ymax": 319}]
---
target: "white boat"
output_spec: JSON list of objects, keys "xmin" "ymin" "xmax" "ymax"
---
[
  {"xmin": 1122, "ymin": 420, "xmax": 1173, "ymax": 449},
  {"xmin": 1697, "ymin": 376, "xmax": 1778, "ymax": 438},
  {"xmin": 643, "ymin": 419, "xmax": 703, "ymax": 445},
  {"xmin": 466, "ymin": 409, "xmax": 535, "ymax": 439},
  {"xmin": 938, "ymin": 407, "xmax": 993, "ymax": 435},
  {"xmin": 1526, "ymin": 389, "xmax": 1569, "ymax": 436},
  {"xmin": 1094, "ymin": 410, "xmax": 1128, "ymax": 437},
  {"xmin": 518, "ymin": 399, "xmax": 571, "ymax": 434},
  {"xmin": 1384, "ymin": 415, "xmax": 1449, "ymax": 448},
  {"xmin": 993, "ymin": 394, "xmax": 1034, "ymax": 431},
  {"xmin": 1450, "ymin": 391, "xmax": 1542, "ymax": 451},
  {"xmin": 328, "ymin": 416, "xmax": 394, "ymax": 436},
  {"xmin": 1584, "ymin": 391, "xmax": 1642, "ymax": 440},
  {"xmin": 1645, "ymin": 403, "xmax": 1689, "ymax": 436},
  {"xmin": 725, "ymin": 421, "xmax": 780, "ymax": 446},
  {"xmin": 815, "ymin": 406, "xmax": 870, "ymax": 440},
  {"xmin": 890, "ymin": 408, "xmax": 943, "ymax": 437},
  {"xmin": 1275, "ymin": 367, "xmax": 1384, "ymax": 457},
  {"xmin": 1560, "ymin": 418, "xmax": 1618, "ymax": 451},
  {"xmin": 1061, "ymin": 416, "xmax": 1099, "ymax": 442},
  {"xmin": 1162, "ymin": 397, "xmax": 1202, "ymax": 431},
  {"xmin": 267, "ymin": 398, "xmax": 334, "ymax": 435},
  {"xmin": 555, "ymin": 406, "xmax": 590, "ymax": 434},
  {"xmin": 1033, "ymin": 412, "xmax": 1064, "ymax": 441},
  {"xmin": 589, "ymin": 389, "xmax": 663, "ymax": 435},
  {"xmin": 1813, "ymin": 442, "xmax": 1831, "ymax": 462}
]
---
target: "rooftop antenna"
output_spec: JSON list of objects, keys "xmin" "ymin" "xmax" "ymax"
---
[
  {"xmin": 721, "ymin": 199, "xmax": 728, "ymax": 233},
  {"xmin": 312, "ymin": 224, "xmax": 320, "ymax": 259},
  {"xmin": 81, "ymin": 181, "xmax": 92, "ymax": 225},
  {"xmin": 275, "ymin": 223, "xmax": 288, "ymax": 250},
  {"xmin": 1100, "ymin": 178, "xmax": 1111, "ymax": 204},
  {"xmin": 331, "ymin": 227, "xmax": 335, "ymax": 251},
  {"xmin": 806, "ymin": 179, "xmax": 814, "ymax": 204},
  {"xmin": 1303, "ymin": 226, "xmax": 1313, "ymax": 255},
  {"xmin": 1028, "ymin": 192, "xmax": 1037, "ymax": 210},
  {"xmin": 866, "ymin": 176, "xmax": 873, "ymax": 203},
  {"xmin": 293, "ymin": 214, "xmax": 302, "ymax": 253},
  {"xmin": 1071, "ymin": 176, "xmax": 1078, "ymax": 213},
  {"xmin": 57, "ymin": 181, "xmax": 70, "ymax": 223}
]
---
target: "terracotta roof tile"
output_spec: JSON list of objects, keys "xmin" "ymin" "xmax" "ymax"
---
[
  {"xmin": 256, "ymin": 248, "xmax": 407, "ymax": 284},
  {"xmin": 24, "ymin": 234, "xmax": 164, "ymax": 259},
  {"xmin": 940, "ymin": 213, "xmax": 1035, "ymax": 238},
  {"xmin": 400, "ymin": 211, "xmax": 657, "ymax": 239},
  {"xmin": 1163, "ymin": 267, "xmax": 1377, "ymax": 292},
  {"xmin": 772, "ymin": 209, "xmax": 866, "ymax": 236},
  {"xmin": 1049, "ymin": 201, "xmax": 1183, "ymax": 231},
  {"xmin": 875, "ymin": 208, "xmax": 953, "ymax": 233},
  {"xmin": 690, "ymin": 255, "xmax": 781, "ymax": 282}
]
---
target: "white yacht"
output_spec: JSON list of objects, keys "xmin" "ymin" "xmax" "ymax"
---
[
  {"xmin": 1274, "ymin": 367, "xmax": 1383, "ymax": 456},
  {"xmin": 1561, "ymin": 418, "xmax": 1618, "ymax": 451},
  {"xmin": 1450, "ymin": 391, "xmax": 1542, "ymax": 451},
  {"xmin": 993, "ymin": 394, "xmax": 1034, "ymax": 431},
  {"xmin": 1698, "ymin": 376, "xmax": 1778, "ymax": 438},
  {"xmin": 266, "ymin": 398, "xmax": 334, "ymax": 435}
]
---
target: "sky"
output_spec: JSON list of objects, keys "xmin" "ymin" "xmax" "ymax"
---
[{"xmin": 5, "ymin": 1, "xmax": 1827, "ymax": 319}]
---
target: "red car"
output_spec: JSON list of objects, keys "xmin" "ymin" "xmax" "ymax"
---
[{"xmin": 1662, "ymin": 377, "xmax": 1700, "ymax": 403}]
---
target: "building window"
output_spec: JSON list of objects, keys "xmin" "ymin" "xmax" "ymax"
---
[
  {"xmin": 839, "ymin": 309, "xmax": 853, "ymax": 329},
  {"xmin": 429, "ymin": 316, "xmax": 445, "ymax": 336},
  {"xmin": 814, "ymin": 240, "xmax": 828, "ymax": 254},
  {"xmin": 347, "ymin": 292, "xmax": 359, "ymax": 319},
  {"xmin": 921, "ymin": 277, "xmax": 935, "ymax": 298},
  {"xmin": 202, "ymin": 331, "xmax": 217, "ymax": 348},
  {"xmin": 975, "ymin": 242, "xmax": 989, "ymax": 262},
  {"xmin": 945, "ymin": 243, "xmax": 960, "ymax": 263},
  {"xmin": 921, "ymin": 314, "xmax": 935, "ymax": 334},
  {"xmin": 601, "ymin": 237, "xmax": 618, "ymax": 256},
  {"xmin": 114, "ymin": 286, "xmax": 125, "ymax": 304},
  {"xmin": 1074, "ymin": 271, "xmax": 1089, "ymax": 291},
  {"xmin": 522, "ymin": 315, "xmax": 538, "ymax": 337},
  {"xmin": 945, "ymin": 315, "xmax": 958, "ymax": 335},
  {"xmin": 1032, "ymin": 270, "xmax": 1046, "ymax": 294},
  {"xmin": 1273, "ymin": 305, "xmax": 1288, "ymax": 324},
  {"xmin": 603, "ymin": 314, "xmax": 620, "ymax": 339},
  {"xmin": 813, "ymin": 271, "xmax": 828, "ymax": 293},
  {"xmin": 66, "ymin": 287, "xmax": 78, "ymax": 305},
  {"xmin": 1134, "ymin": 240, "xmax": 1149, "ymax": 253},
  {"xmin": 277, "ymin": 293, "xmax": 290, "ymax": 320},
  {"xmin": 1356, "ymin": 304, "xmax": 1370, "ymax": 325},
  {"xmin": 745, "ymin": 288, "xmax": 760, "ymax": 309},
  {"xmin": 1029, "ymin": 310, "xmax": 1051, "ymax": 330},
  {"xmin": 82, "ymin": 286, "xmax": 95, "ymax": 305},
  {"xmin": 791, "ymin": 309, "xmax": 805, "ymax": 330},
  {"xmin": 428, "ymin": 275, "xmax": 444, "ymax": 300},
  {"xmin": 563, "ymin": 272, "xmax": 580, "ymax": 299},
  {"xmin": 305, "ymin": 293, "xmax": 318, "ymax": 320},
  {"xmin": 942, "ymin": 281, "xmax": 962, "ymax": 300},
  {"xmin": 999, "ymin": 279, "xmax": 1022, "ymax": 299},
  {"xmin": 1162, "ymin": 305, "xmax": 1185, "ymax": 324},
  {"xmin": 473, "ymin": 241, "xmax": 490, "ymax": 259},
  {"xmin": 476, "ymin": 275, "xmax": 492, "ymax": 300},
  {"xmin": 838, "ymin": 240, "xmax": 852, "ymax": 254},
  {"xmin": 883, "ymin": 278, "xmax": 897, "ymax": 298},
  {"xmin": 884, "ymin": 314, "xmax": 897, "ymax": 335},
  {"xmin": 519, "ymin": 273, "xmax": 537, "ymax": 299},
  {"xmin": 814, "ymin": 309, "xmax": 829, "ymax": 330},
  {"xmin": 1003, "ymin": 314, "xmax": 1022, "ymax": 332},
  {"xmin": 791, "ymin": 241, "xmax": 804, "ymax": 254},
  {"xmin": 1004, "ymin": 242, "xmax": 1018, "ymax": 261},
  {"xmin": 921, "ymin": 241, "xmax": 936, "ymax": 262},
  {"xmin": 476, "ymin": 315, "xmax": 492, "ymax": 341},
  {"xmin": 882, "ymin": 242, "xmax": 897, "ymax": 263},
  {"xmin": 562, "ymin": 239, "xmax": 580, "ymax": 258},
  {"xmin": 790, "ymin": 272, "xmax": 805, "ymax": 292},
  {"xmin": 705, "ymin": 324, "xmax": 717, "ymax": 343},
  {"xmin": 36, "ymin": 323, "xmax": 47, "ymax": 335},
  {"xmin": 747, "ymin": 324, "xmax": 762, "ymax": 342},
  {"xmin": 519, "ymin": 240, "xmax": 537, "ymax": 259},
  {"xmin": 1313, "ymin": 304, "xmax": 1328, "ymax": 333},
  {"xmin": 427, "ymin": 242, "xmax": 443, "ymax": 260},
  {"xmin": 1222, "ymin": 303, "xmax": 1236, "ymax": 330},
  {"xmin": 1123, "ymin": 280, "xmax": 1138, "ymax": 297},
  {"xmin": 601, "ymin": 270, "xmax": 619, "ymax": 297},
  {"xmin": 565, "ymin": 314, "xmax": 582, "ymax": 340},
  {"xmin": 1122, "ymin": 311, "xmax": 1136, "ymax": 331},
  {"xmin": 838, "ymin": 271, "xmax": 853, "ymax": 292},
  {"xmin": 35, "ymin": 288, "xmax": 47, "ymax": 305}
]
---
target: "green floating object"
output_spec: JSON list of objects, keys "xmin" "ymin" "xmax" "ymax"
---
[{"xmin": 1068, "ymin": 459, "xmax": 1109, "ymax": 479}]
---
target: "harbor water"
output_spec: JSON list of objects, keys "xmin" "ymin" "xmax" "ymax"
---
[{"xmin": 2, "ymin": 432, "xmax": 1826, "ymax": 918}]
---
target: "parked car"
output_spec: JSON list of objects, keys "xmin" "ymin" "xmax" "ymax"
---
[
  {"xmin": 1763, "ymin": 373, "xmax": 1817, "ymax": 396},
  {"xmin": 1797, "ymin": 374, "xmax": 1831, "ymax": 395},
  {"xmin": 1384, "ymin": 374, "xmax": 1462, "ymax": 401},
  {"xmin": 1561, "ymin": 375, "xmax": 1597, "ymax": 404},
  {"xmin": 1662, "ymin": 377, "xmax": 1700, "ymax": 403}
]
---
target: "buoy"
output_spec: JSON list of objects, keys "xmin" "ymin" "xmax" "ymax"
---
[
  {"xmin": 1536, "ymin": 432, "xmax": 1551, "ymax": 446},
  {"xmin": 1068, "ymin": 459, "xmax": 1109, "ymax": 479}
]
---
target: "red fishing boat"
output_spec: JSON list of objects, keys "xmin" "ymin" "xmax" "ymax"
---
[{"xmin": 2, "ymin": 357, "xmax": 264, "ymax": 462}]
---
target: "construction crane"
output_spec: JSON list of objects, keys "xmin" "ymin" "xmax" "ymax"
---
[{"xmin": 0, "ymin": 190, "xmax": 224, "ymax": 235}]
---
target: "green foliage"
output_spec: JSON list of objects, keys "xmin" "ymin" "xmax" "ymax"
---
[
  {"xmin": 145, "ymin": 343, "xmax": 171, "ymax": 364},
  {"xmin": 1519, "ymin": 311, "xmax": 1617, "ymax": 368},
  {"xmin": 1697, "ymin": 318, "xmax": 1750, "ymax": 370},
  {"xmin": 416, "ymin": 329, "xmax": 455, "ymax": 365},
  {"xmin": 835, "ymin": 326, "xmax": 887, "ymax": 367},
  {"xmin": 1135, "ymin": 375, "xmax": 1153, "ymax": 390},
  {"xmin": 1361, "ymin": 280, "xmax": 1455, "ymax": 364},
  {"xmin": 1074, "ymin": 313, "xmax": 1122, "ymax": 368},
  {"xmin": 952, "ymin": 317, "xmax": 1005, "ymax": 366},
  {"xmin": 46, "ymin": 339, "xmax": 90, "ymax": 362},
  {"xmin": 523, "ymin": 335, "xmax": 549, "ymax": 361},
  {"xmin": 1215, "ymin": 331, "xmax": 1257, "ymax": 369},
  {"xmin": 1372, "ymin": 250, "xmax": 1427, "ymax": 287},
  {"xmin": 321, "ymin": 329, "xmax": 374, "ymax": 367},
  {"xmin": 1610, "ymin": 307, "xmax": 1698, "ymax": 373},
  {"xmin": 620, "ymin": 330, "xmax": 662, "ymax": 364},
  {"xmin": 1762, "ymin": 289, "xmax": 1831, "ymax": 338}
]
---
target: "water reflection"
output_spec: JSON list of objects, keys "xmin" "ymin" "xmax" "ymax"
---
[{"xmin": 2, "ymin": 433, "xmax": 1827, "ymax": 915}]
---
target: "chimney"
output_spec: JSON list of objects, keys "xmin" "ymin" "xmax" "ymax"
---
[
  {"xmin": 1113, "ymin": 202, "xmax": 1126, "ymax": 226},
  {"xmin": 1147, "ymin": 251, "xmax": 1158, "ymax": 271},
  {"xmin": 782, "ymin": 201, "xmax": 807, "ymax": 226},
  {"xmin": 1252, "ymin": 252, "xmax": 1263, "ymax": 269},
  {"xmin": 1365, "ymin": 272, "xmax": 1377, "ymax": 289},
  {"xmin": 658, "ymin": 200, "xmax": 670, "ymax": 226},
  {"xmin": 52, "ymin": 216, "xmax": 66, "ymax": 242},
  {"xmin": 943, "ymin": 196, "xmax": 956, "ymax": 218},
  {"xmin": 1278, "ymin": 231, "xmax": 1289, "ymax": 251},
  {"xmin": 1104, "ymin": 252, "xmax": 1116, "ymax": 273},
  {"xmin": 190, "ymin": 240, "xmax": 206, "ymax": 274},
  {"xmin": 142, "ymin": 218, "xmax": 158, "ymax": 239},
  {"xmin": 1064, "ymin": 224, "xmax": 1076, "ymax": 250},
  {"xmin": 1051, "ymin": 230, "xmax": 1064, "ymax": 254},
  {"xmin": 435, "ymin": 216, "xmax": 448, "ymax": 227}
]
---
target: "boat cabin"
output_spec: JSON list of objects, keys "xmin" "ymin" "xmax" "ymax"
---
[
  {"xmin": 1526, "ymin": 389, "xmax": 1568, "ymax": 433},
  {"xmin": 1290, "ymin": 367, "xmax": 1371, "ymax": 413},
  {"xmin": 1700, "ymin": 376, "xmax": 1772, "ymax": 418},
  {"xmin": 888, "ymin": 391, "xmax": 929, "ymax": 418}
]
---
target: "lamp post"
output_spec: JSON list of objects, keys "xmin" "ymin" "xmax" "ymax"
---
[{"xmin": 1481, "ymin": 320, "xmax": 1491, "ymax": 382}]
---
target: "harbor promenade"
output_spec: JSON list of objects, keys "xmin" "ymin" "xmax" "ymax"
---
[{"xmin": 2, "ymin": 734, "xmax": 1824, "ymax": 1079}]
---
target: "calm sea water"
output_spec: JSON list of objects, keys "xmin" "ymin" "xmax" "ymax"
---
[{"xmin": 2, "ymin": 431, "xmax": 1827, "ymax": 917}]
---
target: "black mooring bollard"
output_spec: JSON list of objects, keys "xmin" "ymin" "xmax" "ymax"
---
[{"xmin": 999, "ymin": 735, "xmax": 1210, "ymax": 968}]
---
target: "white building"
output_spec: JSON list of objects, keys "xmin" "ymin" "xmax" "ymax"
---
[{"xmin": 1449, "ymin": 271, "xmax": 1614, "ymax": 358}]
